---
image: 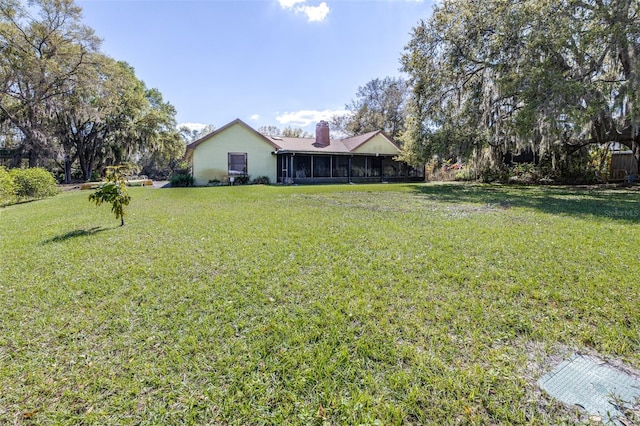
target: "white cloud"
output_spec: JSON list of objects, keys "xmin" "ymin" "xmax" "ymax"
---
[
  {"xmin": 177, "ymin": 122, "xmax": 207, "ymax": 132},
  {"xmin": 250, "ymin": 114, "xmax": 261, "ymax": 120},
  {"xmin": 278, "ymin": 0, "xmax": 305, "ymax": 9},
  {"xmin": 299, "ymin": 2, "xmax": 330, "ymax": 22},
  {"xmin": 278, "ymin": 0, "xmax": 330, "ymax": 23},
  {"xmin": 276, "ymin": 109, "xmax": 349, "ymax": 127}
]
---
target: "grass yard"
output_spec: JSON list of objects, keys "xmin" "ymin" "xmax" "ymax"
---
[{"xmin": 1, "ymin": 183, "xmax": 639, "ymax": 424}]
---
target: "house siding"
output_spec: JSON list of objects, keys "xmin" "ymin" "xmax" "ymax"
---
[
  {"xmin": 352, "ymin": 134, "xmax": 401, "ymax": 155},
  {"xmin": 191, "ymin": 124, "xmax": 276, "ymax": 185}
]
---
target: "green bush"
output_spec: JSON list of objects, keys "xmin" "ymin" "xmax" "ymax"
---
[
  {"xmin": 251, "ymin": 176, "xmax": 270, "ymax": 185},
  {"xmin": 9, "ymin": 167, "xmax": 58, "ymax": 201},
  {"xmin": 169, "ymin": 173, "xmax": 194, "ymax": 187},
  {"xmin": 454, "ymin": 167, "xmax": 475, "ymax": 181},
  {"xmin": 0, "ymin": 166, "xmax": 17, "ymax": 206},
  {"xmin": 478, "ymin": 166, "xmax": 509, "ymax": 183},
  {"xmin": 508, "ymin": 163, "xmax": 540, "ymax": 184},
  {"xmin": 232, "ymin": 175, "xmax": 250, "ymax": 185}
]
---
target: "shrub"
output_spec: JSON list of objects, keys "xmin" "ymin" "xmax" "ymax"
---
[
  {"xmin": 170, "ymin": 173, "xmax": 194, "ymax": 187},
  {"xmin": 508, "ymin": 163, "xmax": 540, "ymax": 184},
  {"xmin": 10, "ymin": 167, "xmax": 59, "ymax": 200},
  {"xmin": 478, "ymin": 166, "xmax": 509, "ymax": 183},
  {"xmin": 251, "ymin": 176, "xmax": 270, "ymax": 185},
  {"xmin": 0, "ymin": 166, "xmax": 17, "ymax": 206},
  {"xmin": 454, "ymin": 167, "xmax": 475, "ymax": 181},
  {"xmin": 230, "ymin": 175, "xmax": 250, "ymax": 185}
]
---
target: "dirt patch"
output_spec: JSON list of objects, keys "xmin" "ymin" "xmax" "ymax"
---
[
  {"xmin": 57, "ymin": 181, "xmax": 170, "ymax": 191},
  {"xmin": 58, "ymin": 183, "xmax": 83, "ymax": 192}
]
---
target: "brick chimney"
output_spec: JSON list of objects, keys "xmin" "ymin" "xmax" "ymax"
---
[{"xmin": 315, "ymin": 120, "xmax": 330, "ymax": 146}]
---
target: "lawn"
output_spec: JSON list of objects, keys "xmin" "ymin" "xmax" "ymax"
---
[{"xmin": 1, "ymin": 183, "xmax": 639, "ymax": 424}]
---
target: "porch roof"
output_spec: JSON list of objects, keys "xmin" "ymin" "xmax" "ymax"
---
[{"xmin": 268, "ymin": 130, "xmax": 398, "ymax": 155}]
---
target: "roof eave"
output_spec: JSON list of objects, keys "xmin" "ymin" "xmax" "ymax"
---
[
  {"xmin": 186, "ymin": 118, "xmax": 281, "ymax": 151},
  {"xmin": 274, "ymin": 150, "xmax": 396, "ymax": 156}
]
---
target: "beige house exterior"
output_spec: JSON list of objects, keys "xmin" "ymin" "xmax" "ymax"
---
[
  {"xmin": 185, "ymin": 118, "xmax": 424, "ymax": 185},
  {"xmin": 185, "ymin": 119, "xmax": 278, "ymax": 186}
]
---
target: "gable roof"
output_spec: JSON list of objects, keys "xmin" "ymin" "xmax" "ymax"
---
[
  {"xmin": 185, "ymin": 118, "xmax": 279, "ymax": 160},
  {"xmin": 185, "ymin": 118, "xmax": 401, "ymax": 160},
  {"xmin": 266, "ymin": 136, "xmax": 350, "ymax": 153},
  {"xmin": 268, "ymin": 130, "xmax": 401, "ymax": 155},
  {"xmin": 342, "ymin": 130, "xmax": 397, "ymax": 151}
]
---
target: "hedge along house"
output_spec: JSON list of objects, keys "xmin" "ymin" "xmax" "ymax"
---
[{"xmin": 185, "ymin": 118, "xmax": 424, "ymax": 185}]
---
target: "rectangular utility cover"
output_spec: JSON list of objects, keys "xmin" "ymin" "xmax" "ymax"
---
[{"xmin": 538, "ymin": 354, "xmax": 640, "ymax": 423}]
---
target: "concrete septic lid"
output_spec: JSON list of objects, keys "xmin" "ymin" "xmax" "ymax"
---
[{"xmin": 538, "ymin": 353, "xmax": 640, "ymax": 422}]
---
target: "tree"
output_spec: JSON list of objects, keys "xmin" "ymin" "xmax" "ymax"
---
[
  {"xmin": 257, "ymin": 125, "xmax": 281, "ymax": 137},
  {"xmin": 258, "ymin": 125, "xmax": 311, "ymax": 138},
  {"xmin": 281, "ymin": 126, "xmax": 311, "ymax": 138},
  {"xmin": 331, "ymin": 77, "xmax": 409, "ymax": 139},
  {"xmin": 125, "ymin": 87, "xmax": 185, "ymax": 179},
  {"xmin": 400, "ymin": 0, "xmax": 640, "ymax": 177},
  {"xmin": 53, "ymin": 56, "xmax": 140, "ymax": 182},
  {"xmin": 88, "ymin": 165, "xmax": 131, "ymax": 226},
  {"xmin": 1, "ymin": 0, "xmax": 183, "ymax": 181},
  {"xmin": 136, "ymin": 89, "xmax": 186, "ymax": 178},
  {"xmin": 0, "ymin": 0, "xmax": 99, "ymax": 167},
  {"xmin": 179, "ymin": 124, "xmax": 215, "ymax": 143},
  {"xmin": 52, "ymin": 57, "xmax": 184, "ymax": 182}
]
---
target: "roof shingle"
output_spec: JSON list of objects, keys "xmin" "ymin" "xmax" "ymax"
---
[{"xmin": 268, "ymin": 130, "xmax": 398, "ymax": 154}]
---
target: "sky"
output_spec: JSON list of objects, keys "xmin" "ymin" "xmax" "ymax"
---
[{"xmin": 76, "ymin": 0, "xmax": 436, "ymax": 134}]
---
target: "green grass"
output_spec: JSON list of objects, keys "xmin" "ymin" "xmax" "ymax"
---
[{"xmin": 1, "ymin": 183, "xmax": 639, "ymax": 424}]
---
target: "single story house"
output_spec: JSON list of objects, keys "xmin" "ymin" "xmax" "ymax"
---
[{"xmin": 185, "ymin": 118, "xmax": 424, "ymax": 185}]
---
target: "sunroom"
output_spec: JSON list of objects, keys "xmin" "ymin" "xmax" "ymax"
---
[{"xmin": 275, "ymin": 152, "xmax": 424, "ymax": 184}]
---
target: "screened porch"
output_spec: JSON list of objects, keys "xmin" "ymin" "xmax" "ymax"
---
[{"xmin": 276, "ymin": 153, "xmax": 424, "ymax": 184}]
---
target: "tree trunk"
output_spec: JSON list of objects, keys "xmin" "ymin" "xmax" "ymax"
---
[
  {"xmin": 64, "ymin": 154, "xmax": 72, "ymax": 184},
  {"xmin": 83, "ymin": 163, "xmax": 92, "ymax": 181},
  {"xmin": 28, "ymin": 148, "xmax": 38, "ymax": 168}
]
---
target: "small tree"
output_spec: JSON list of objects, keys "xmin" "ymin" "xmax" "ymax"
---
[{"xmin": 88, "ymin": 165, "xmax": 131, "ymax": 226}]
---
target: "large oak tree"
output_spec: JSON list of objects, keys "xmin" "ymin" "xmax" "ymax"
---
[
  {"xmin": 400, "ymin": 0, "xmax": 640, "ymax": 176},
  {"xmin": 0, "ymin": 0, "xmax": 98, "ymax": 167},
  {"xmin": 1, "ymin": 0, "xmax": 183, "ymax": 181}
]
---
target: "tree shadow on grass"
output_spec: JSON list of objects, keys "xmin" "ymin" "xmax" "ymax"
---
[
  {"xmin": 42, "ymin": 226, "xmax": 111, "ymax": 244},
  {"xmin": 406, "ymin": 183, "xmax": 640, "ymax": 223}
]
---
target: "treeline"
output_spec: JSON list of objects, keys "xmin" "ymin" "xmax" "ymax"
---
[
  {"xmin": 334, "ymin": 0, "xmax": 640, "ymax": 182},
  {"xmin": 0, "ymin": 0, "xmax": 184, "ymax": 182}
]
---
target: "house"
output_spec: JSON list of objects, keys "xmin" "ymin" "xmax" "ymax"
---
[{"xmin": 185, "ymin": 118, "xmax": 424, "ymax": 185}]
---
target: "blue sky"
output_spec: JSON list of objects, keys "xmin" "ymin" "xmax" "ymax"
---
[{"xmin": 76, "ymin": 0, "xmax": 435, "ymax": 133}]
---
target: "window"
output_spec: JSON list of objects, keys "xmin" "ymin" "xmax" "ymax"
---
[
  {"xmin": 228, "ymin": 153, "xmax": 247, "ymax": 175},
  {"xmin": 332, "ymin": 156, "xmax": 349, "ymax": 177},
  {"xmin": 382, "ymin": 158, "xmax": 397, "ymax": 177},
  {"xmin": 313, "ymin": 156, "xmax": 331, "ymax": 177},
  {"xmin": 367, "ymin": 156, "xmax": 381, "ymax": 177},
  {"xmin": 293, "ymin": 155, "xmax": 311, "ymax": 178},
  {"xmin": 351, "ymin": 157, "xmax": 366, "ymax": 177}
]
